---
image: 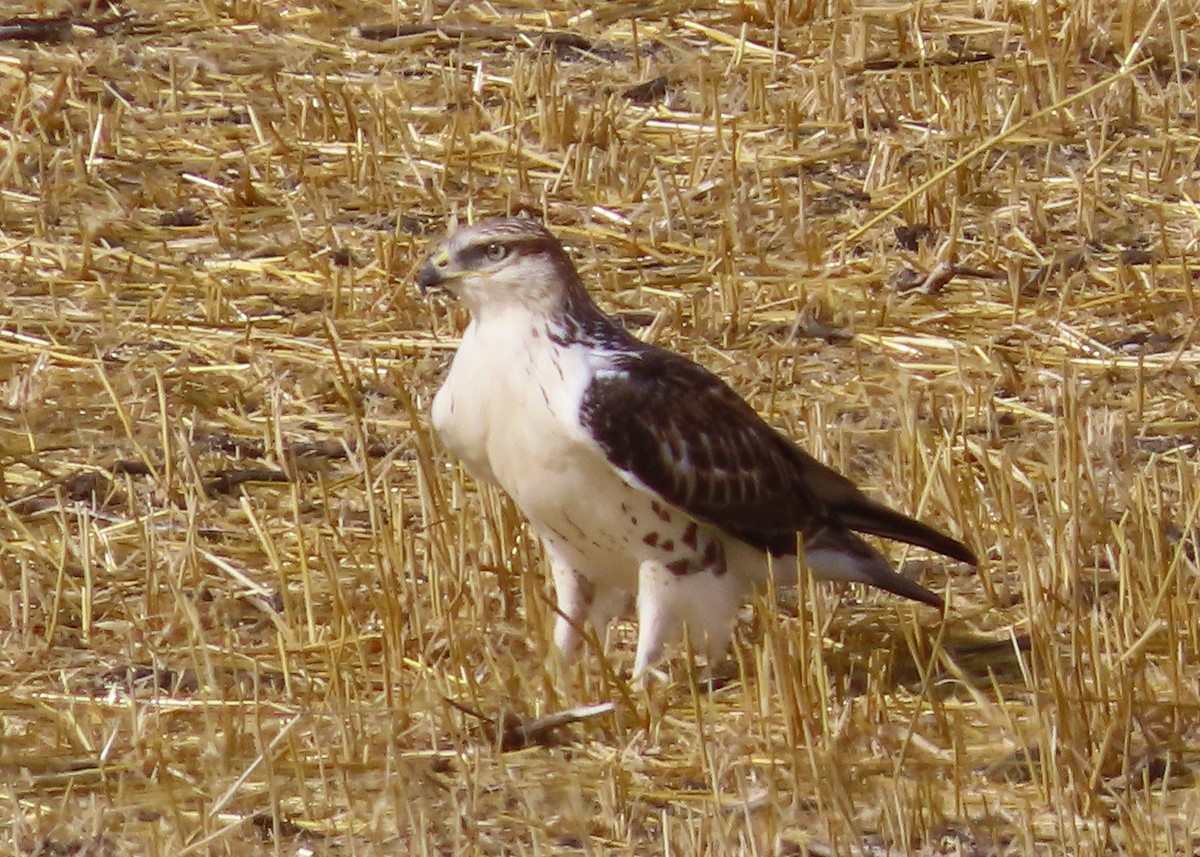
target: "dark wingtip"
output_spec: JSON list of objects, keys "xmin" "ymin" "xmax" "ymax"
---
[
  {"xmin": 954, "ymin": 542, "xmax": 979, "ymax": 567},
  {"xmin": 921, "ymin": 528, "xmax": 979, "ymax": 566},
  {"xmin": 836, "ymin": 497, "xmax": 979, "ymax": 567}
]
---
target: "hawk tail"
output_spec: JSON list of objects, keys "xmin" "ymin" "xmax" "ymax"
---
[{"xmin": 803, "ymin": 526, "xmax": 947, "ymax": 609}]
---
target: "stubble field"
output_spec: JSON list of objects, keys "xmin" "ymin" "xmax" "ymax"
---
[{"xmin": 1, "ymin": 0, "xmax": 1198, "ymax": 854}]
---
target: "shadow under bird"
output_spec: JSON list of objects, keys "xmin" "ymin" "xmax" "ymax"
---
[{"xmin": 417, "ymin": 217, "xmax": 978, "ymax": 677}]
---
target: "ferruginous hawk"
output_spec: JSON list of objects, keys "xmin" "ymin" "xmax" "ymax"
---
[{"xmin": 417, "ymin": 217, "xmax": 977, "ymax": 676}]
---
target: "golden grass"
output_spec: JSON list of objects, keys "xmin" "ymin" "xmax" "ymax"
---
[{"xmin": 1, "ymin": 0, "xmax": 1198, "ymax": 853}]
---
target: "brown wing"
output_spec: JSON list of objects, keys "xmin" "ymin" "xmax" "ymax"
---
[{"xmin": 580, "ymin": 346, "xmax": 976, "ymax": 565}]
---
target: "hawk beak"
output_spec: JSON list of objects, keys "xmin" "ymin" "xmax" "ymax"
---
[{"xmin": 416, "ymin": 248, "xmax": 458, "ymax": 294}]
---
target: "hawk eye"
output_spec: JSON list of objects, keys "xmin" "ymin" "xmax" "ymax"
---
[{"xmin": 484, "ymin": 242, "xmax": 508, "ymax": 262}]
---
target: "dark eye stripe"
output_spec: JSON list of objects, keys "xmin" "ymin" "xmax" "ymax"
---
[
  {"xmin": 459, "ymin": 237, "xmax": 545, "ymax": 269},
  {"xmin": 459, "ymin": 242, "xmax": 502, "ymax": 269}
]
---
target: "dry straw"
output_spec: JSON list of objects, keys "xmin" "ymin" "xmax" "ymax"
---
[{"xmin": 0, "ymin": 0, "xmax": 1198, "ymax": 854}]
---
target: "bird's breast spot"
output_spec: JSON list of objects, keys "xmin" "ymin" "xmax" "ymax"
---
[
  {"xmin": 665, "ymin": 557, "xmax": 691, "ymax": 576},
  {"xmin": 636, "ymin": 512, "xmax": 727, "ymax": 578},
  {"xmin": 577, "ymin": 573, "xmax": 596, "ymax": 607},
  {"xmin": 649, "ymin": 500, "xmax": 672, "ymax": 523},
  {"xmin": 657, "ymin": 531, "xmax": 728, "ymax": 578},
  {"xmin": 703, "ymin": 538, "xmax": 728, "ymax": 577}
]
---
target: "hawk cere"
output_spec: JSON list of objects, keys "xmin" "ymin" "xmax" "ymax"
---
[{"xmin": 417, "ymin": 217, "xmax": 977, "ymax": 677}]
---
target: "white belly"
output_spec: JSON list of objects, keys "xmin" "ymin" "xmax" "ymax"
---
[{"xmin": 432, "ymin": 315, "xmax": 714, "ymax": 591}]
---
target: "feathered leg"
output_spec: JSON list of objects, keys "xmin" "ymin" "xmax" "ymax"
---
[
  {"xmin": 633, "ymin": 559, "xmax": 748, "ymax": 678},
  {"xmin": 545, "ymin": 541, "xmax": 632, "ymax": 658},
  {"xmin": 546, "ymin": 546, "xmax": 592, "ymax": 658}
]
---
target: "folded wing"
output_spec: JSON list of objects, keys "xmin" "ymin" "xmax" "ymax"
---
[{"xmin": 579, "ymin": 346, "xmax": 977, "ymax": 566}]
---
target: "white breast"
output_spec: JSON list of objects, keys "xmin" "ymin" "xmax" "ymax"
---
[
  {"xmin": 433, "ymin": 311, "xmax": 597, "ymax": 497},
  {"xmin": 431, "ymin": 312, "xmax": 653, "ymax": 588}
]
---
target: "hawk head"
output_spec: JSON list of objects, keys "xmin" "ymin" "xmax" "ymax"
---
[{"xmin": 416, "ymin": 217, "xmax": 586, "ymax": 318}]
